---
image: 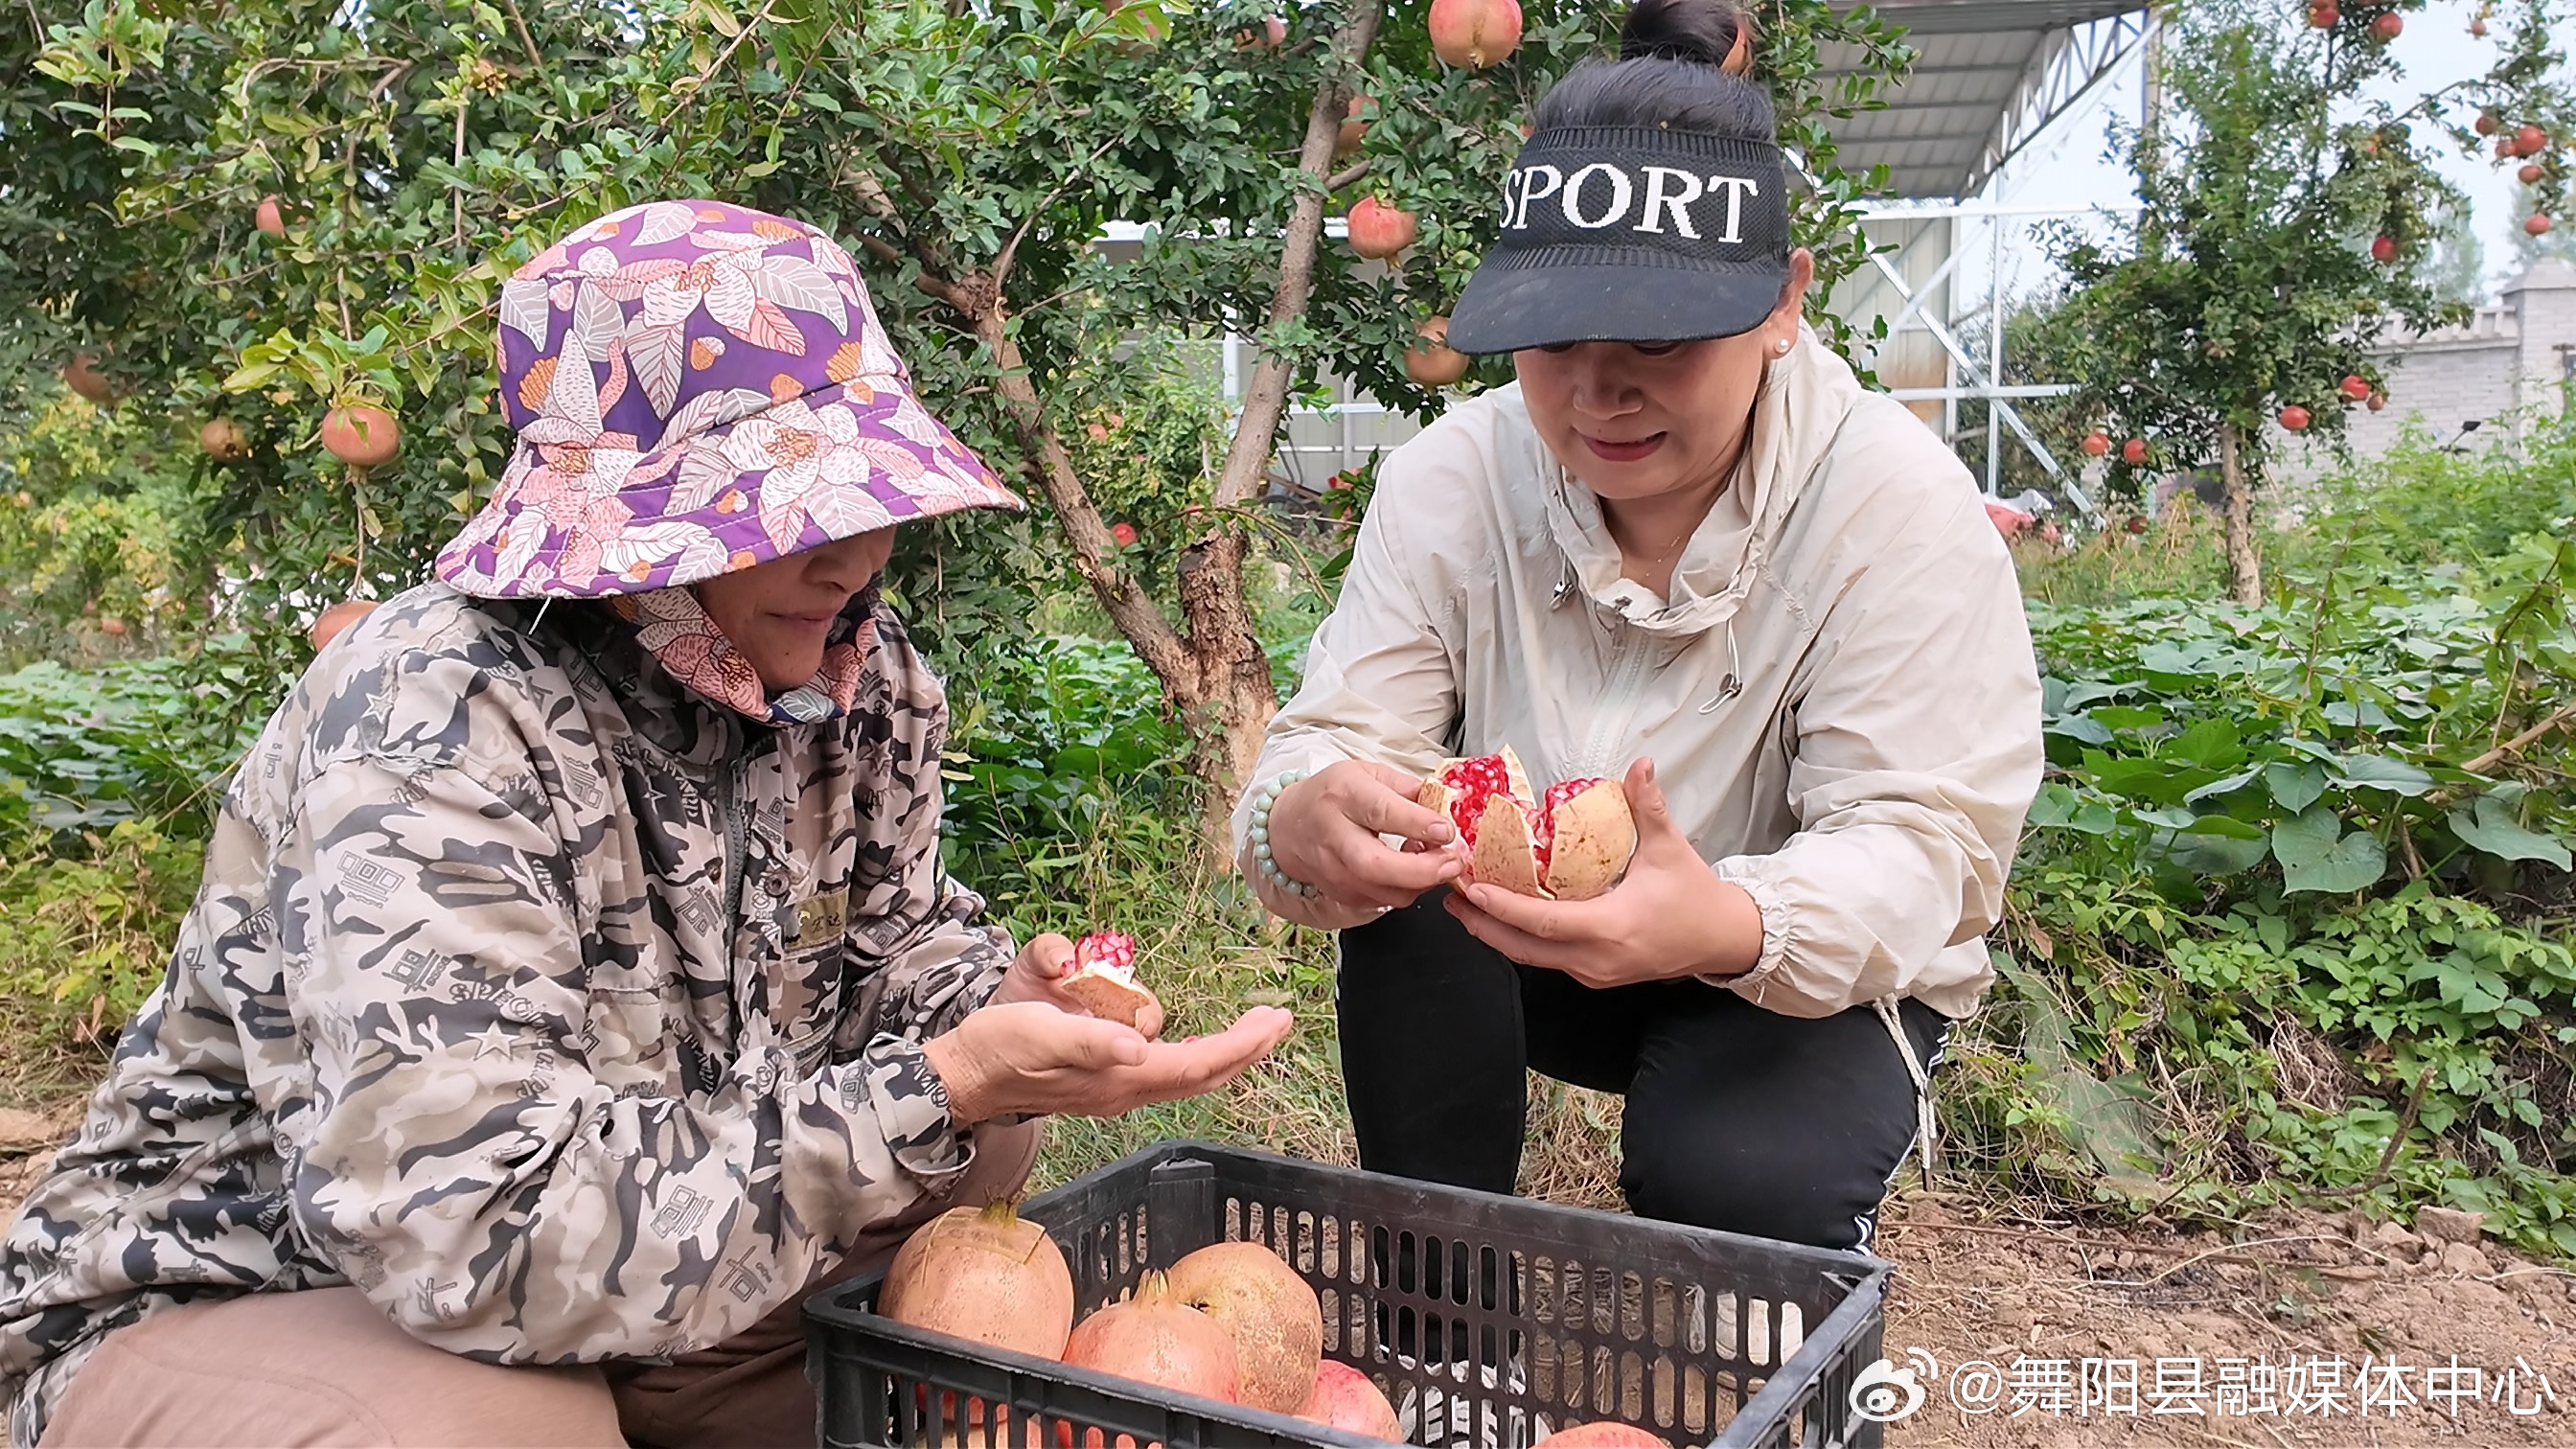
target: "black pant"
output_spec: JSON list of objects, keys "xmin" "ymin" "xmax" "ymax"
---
[{"xmin": 1337, "ymin": 891, "xmax": 1950, "ymax": 1252}]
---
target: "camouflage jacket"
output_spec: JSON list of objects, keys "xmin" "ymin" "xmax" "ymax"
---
[{"xmin": 0, "ymin": 582, "xmax": 1013, "ymax": 1448}]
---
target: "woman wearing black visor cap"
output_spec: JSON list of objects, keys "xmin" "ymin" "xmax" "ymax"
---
[{"xmin": 1234, "ymin": 0, "xmax": 2046, "ymax": 1254}]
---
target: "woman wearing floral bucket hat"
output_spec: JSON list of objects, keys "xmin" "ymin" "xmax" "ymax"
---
[{"xmin": 0, "ymin": 200, "xmax": 1292, "ymax": 1449}]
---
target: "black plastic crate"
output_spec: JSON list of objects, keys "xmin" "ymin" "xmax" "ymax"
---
[{"xmin": 806, "ymin": 1141, "xmax": 1891, "ymax": 1449}]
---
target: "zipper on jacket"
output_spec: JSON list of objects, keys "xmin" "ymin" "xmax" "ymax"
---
[
  {"xmin": 1575, "ymin": 622, "xmax": 1656, "ymax": 777},
  {"xmin": 719, "ymin": 719, "xmax": 751, "ymax": 930}
]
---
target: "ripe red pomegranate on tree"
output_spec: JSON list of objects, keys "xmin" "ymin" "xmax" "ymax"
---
[
  {"xmin": 61, "ymin": 353, "xmax": 117, "ymax": 404},
  {"xmin": 310, "ymin": 600, "xmax": 380, "ymax": 651},
  {"xmin": 1345, "ymin": 196, "xmax": 1416, "ymax": 260},
  {"xmin": 1418, "ymin": 745, "xmax": 1637, "ymax": 900},
  {"xmin": 1335, "ymin": 95, "xmax": 1373, "ymax": 157},
  {"xmin": 2367, "ymin": 390, "xmax": 2388, "ymax": 412},
  {"xmin": 2530, "ymin": 214, "xmax": 2556, "ymax": 236},
  {"xmin": 1406, "ymin": 315, "xmax": 1471, "ymax": 387},
  {"xmin": 2339, "ymin": 374, "xmax": 2371, "ymax": 402},
  {"xmin": 199, "ymin": 418, "xmax": 252, "ymax": 462},
  {"xmin": 1297, "ymin": 1362, "xmax": 1403, "ymax": 1440},
  {"xmin": 2370, "ymin": 11, "xmax": 2401, "ymax": 37},
  {"xmin": 322, "ymin": 403, "xmax": 402, "ymax": 467},
  {"xmin": 1428, "ymin": 0, "xmax": 1522, "ymax": 68},
  {"xmin": 1720, "ymin": 12, "xmax": 1755, "ymax": 72},
  {"xmin": 2122, "ymin": 437, "xmax": 2149, "ymax": 465},
  {"xmin": 2307, "ymin": 3, "xmax": 2337, "ymax": 26},
  {"xmin": 2514, "ymin": 124, "xmax": 2547, "ymax": 157},
  {"xmin": 256, "ymin": 195, "xmax": 287, "ymax": 238},
  {"xmin": 2279, "ymin": 404, "xmax": 2312, "ymax": 431},
  {"xmin": 2080, "ymin": 431, "xmax": 2110, "ymax": 457},
  {"xmin": 1166, "ymin": 1243, "xmax": 1322, "ymax": 1414},
  {"xmin": 2520, "ymin": 163, "xmax": 2547, "ymax": 185},
  {"xmin": 2475, "ymin": 112, "xmax": 2500, "ymax": 135},
  {"xmin": 2471, "ymin": 14, "xmax": 2488, "ymax": 34},
  {"xmin": 2370, "ymin": 234, "xmax": 2398, "ymax": 264},
  {"xmin": 1110, "ymin": 521, "xmax": 1138, "ymax": 547}
]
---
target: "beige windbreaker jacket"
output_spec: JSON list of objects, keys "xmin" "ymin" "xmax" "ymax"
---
[{"xmin": 1232, "ymin": 330, "xmax": 2045, "ymax": 1020}]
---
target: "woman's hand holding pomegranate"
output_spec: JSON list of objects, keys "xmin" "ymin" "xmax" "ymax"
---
[
  {"xmin": 1254, "ymin": 760, "xmax": 1462, "ymax": 926},
  {"xmin": 922, "ymin": 1001, "xmax": 1294, "ymax": 1126},
  {"xmin": 1444, "ymin": 758, "xmax": 1765, "ymax": 987},
  {"xmin": 985, "ymin": 932, "xmax": 1166, "ymax": 1040}
]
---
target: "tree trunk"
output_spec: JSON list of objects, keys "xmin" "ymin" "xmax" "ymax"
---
[
  {"xmin": 2219, "ymin": 423, "xmax": 2263, "ymax": 606},
  {"xmin": 860, "ymin": 0, "xmax": 1386, "ymax": 862}
]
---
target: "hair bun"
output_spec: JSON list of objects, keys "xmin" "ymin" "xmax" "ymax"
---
[{"xmin": 1619, "ymin": 0, "xmax": 1752, "ymax": 69}]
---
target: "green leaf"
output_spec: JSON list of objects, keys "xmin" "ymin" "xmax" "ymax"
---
[
  {"xmin": 2271, "ymin": 807, "xmax": 2387, "ymax": 894},
  {"xmin": 2265, "ymin": 761, "xmax": 2329, "ymax": 813},
  {"xmin": 2447, "ymin": 795, "xmax": 2573, "ymax": 868},
  {"xmin": 2332, "ymin": 753, "xmax": 2435, "ymax": 796}
]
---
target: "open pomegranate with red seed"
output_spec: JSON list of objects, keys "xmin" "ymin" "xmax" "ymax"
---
[
  {"xmin": 1417, "ymin": 744, "xmax": 1637, "ymax": 900},
  {"xmin": 1061, "ymin": 931, "xmax": 1154, "ymax": 1029}
]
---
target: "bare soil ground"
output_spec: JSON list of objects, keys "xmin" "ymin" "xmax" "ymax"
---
[{"xmin": 6, "ymin": 1088, "xmax": 2570, "ymax": 1449}]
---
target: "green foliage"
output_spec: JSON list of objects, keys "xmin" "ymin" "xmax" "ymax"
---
[
  {"xmin": 0, "ymin": 821, "xmax": 198, "ymax": 1058},
  {"xmin": 0, "ymin": 398, "xmax": 205, "ymax": 666},
  {"xmin": 0, "ymin": 647, "xmax": 262, "ymax": 846},
  {"xmin": 1958, "ymin": 426, "xmax": 2576, "ymax": 1254}
]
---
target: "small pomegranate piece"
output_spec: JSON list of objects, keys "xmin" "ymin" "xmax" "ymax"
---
[{"xmin": 1062, "ymin": 932, "xmax": 1154, "ymax": 1029}]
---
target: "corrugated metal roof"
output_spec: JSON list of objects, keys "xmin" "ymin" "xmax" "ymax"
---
[{"xmin": 1818, "ymin": 0, "xmax": 2147, "ymax": 198}]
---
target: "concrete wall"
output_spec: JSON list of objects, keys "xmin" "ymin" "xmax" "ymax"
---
[{"xmin": 2278, "ymin": 259, "xmax": 2576, "ymax": 480}]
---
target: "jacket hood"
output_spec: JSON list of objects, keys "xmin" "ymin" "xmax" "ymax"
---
[{"xmin": 1528, "ymin": 322, "xmax": 1866, "ymax": 638}]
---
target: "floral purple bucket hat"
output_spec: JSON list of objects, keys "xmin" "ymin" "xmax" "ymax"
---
[{"xmin": 434, "ymin": 199, "xmax": 1022, "ymax": 599}]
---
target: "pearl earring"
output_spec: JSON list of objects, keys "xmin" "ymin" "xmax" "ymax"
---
[{"xmin": 1774, "ymin": 337, "xmax": 1791, "ymax": 354}]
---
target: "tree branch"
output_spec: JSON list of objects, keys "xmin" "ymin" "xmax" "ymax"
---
[
  {"xmin": 995, "ymin": 132, "xmax": 1124, "ymax": 290},
  {"xmin": 1208, "ymin": 0, "xmax": 1388, "ymax": 513},
  {"xmin": 957, "ymin": 287, "xmax": 1197, "ymax": 694},
  {"xmin": 2462, "ymin": 700, "xmax": 2576, "ymax": 776},
  {"xmin": 1323, "ymin": 157, "xmax": 1373, "ymax": 193}
]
